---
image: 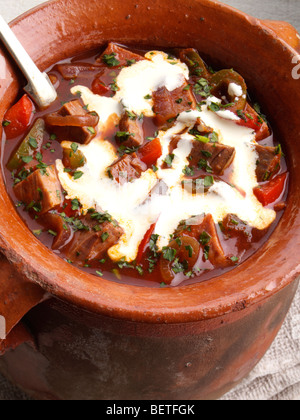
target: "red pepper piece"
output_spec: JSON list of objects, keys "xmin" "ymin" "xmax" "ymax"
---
[
  {"xmin": 253, "ymin": 173, "xmax": 288, "ymax": 206},
  {"xmin": 138, "ymin": 138, "xmax": 163, "ymax": 167},
  {"xmin": 236, "ymin": 103, "xmax": 270, "ymax": 141},
  {"xmin": 136, "ymin": 223, "xmax": 156, "ymax": 264},
  {"xmin": 3, "ymin": 94, "xmax": 34, "ymax": 139},
  {"xmin": 91, "ymin": 77, "xmax": 110, "ymax": 95}
]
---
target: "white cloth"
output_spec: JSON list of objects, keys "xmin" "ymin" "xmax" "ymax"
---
[
  {"xmin": 0, "ymin": 0, "xmax": 299, "ymax": 401},
  {"xmin": 221, "ymin": 285, "xmax": 300, "ymax": 400},
  {"xmin": 1, "ymin": 0, "xmax": 46, "ymax": 23}
]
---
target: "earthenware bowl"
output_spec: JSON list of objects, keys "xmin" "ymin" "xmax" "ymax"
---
[{"xmin": 0, "ymin": 0, "xmax": 299, "ymax": 400}]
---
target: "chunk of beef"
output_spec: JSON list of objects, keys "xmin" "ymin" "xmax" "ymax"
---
[
  {"xmin": 175, "ymin": 214, "xmax": 231, "ymax": 268},
  {"xmin": 45, "ymin": 100, "xmax": 97, "ymax": 145},
  {"xmin": 54, "ymin": 63, "xmax": 102, "ymax": 80},
  {"xmin": 108, "ymin": 153, "xmax": 147, "ymax": 184},
  {"xmin": 243, "ymin": 103, "xmax": 270, "ymax": 142},
  {"xmin": 118, "ymin": 112, "xmax": 144, "ymax": 147},
  {"xmin": 14, "ymin": 165, "xmax": 63, "ymax": 215},
  {"xmin": 153, "ymin": 83, "xmax": 197, "ymax": 129},
  {"xmin": 97, "ymin": 42, "xmax": 143, "ymax": 67},
  {"xmin": 188, "ymin": 140, "xmax": 236, "ymax": 175},
  {"xmin": 40, "ymin": 212, "xmax": 73, "ymax": 250},
  {"xmin": 220, "ymin": 214, "xmax": 253, "ymax": 252},
  {"xmin": 255, "ymin": 144, "xmax": 281, "ymax": 182},
  {"xmin": 220, "ymin": 213, "xmax": 268, "ymax": 253},
  {"xmin": 60, "ymin": 100, "xmax": 87, "ymax": 117},
  {"xmin": 65, "ymin": 216, "xmax": 124, "ymax": 265}
]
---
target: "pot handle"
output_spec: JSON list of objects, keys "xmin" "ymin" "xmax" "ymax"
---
[
  {"xmin": 261, "ymin": 19, "xmax": 300, "ymax": 51},
  {"xmin": 0, "ymin": 253, "xmax": 46, "ymax": 355}
]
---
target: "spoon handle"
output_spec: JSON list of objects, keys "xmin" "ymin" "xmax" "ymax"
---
[{"xmin": 0, "ymin": 15, "xmax": 57, "ymax": 109}]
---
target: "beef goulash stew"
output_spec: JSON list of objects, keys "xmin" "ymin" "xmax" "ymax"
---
[{"xmin": 1, "ymin": 43, "xmax": 289, "ymax": 287}]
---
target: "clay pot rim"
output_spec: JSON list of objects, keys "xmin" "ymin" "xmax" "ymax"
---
[{"xmin": 0, "ymin": 0, "xmax": 299, "ymax": 324}]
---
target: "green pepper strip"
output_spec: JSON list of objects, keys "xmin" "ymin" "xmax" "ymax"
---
[
  {"xmin": 210, "ymin": 69, "xmax": 247, "ymax": 112},
  {"xmin": 179, "ymin": 48, "xmax": 211, "ymax": 79},
  {"xmin": 63, "ymin": 147, "xmax": 86, "ymax": 170},
  {"xmin": 7, "ymin": 118, "xmax": 45, "ymax": 171}
]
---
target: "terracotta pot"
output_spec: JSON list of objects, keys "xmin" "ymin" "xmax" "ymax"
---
[{"xmin": 0, "ymin": 0, "xmax": 300, "ymax": 400}]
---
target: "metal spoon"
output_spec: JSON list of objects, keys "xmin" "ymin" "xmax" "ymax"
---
[{"xmin": 0, "ymin": 15, "xmax": 57, "ymax": 109}]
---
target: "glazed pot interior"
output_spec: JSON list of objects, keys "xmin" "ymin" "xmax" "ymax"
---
[{"xmin": 0, "ymin": 0, "xmax": 299, "ymax": 323}]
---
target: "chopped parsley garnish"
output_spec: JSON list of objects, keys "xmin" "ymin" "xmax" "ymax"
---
[
  {"xmin": 28, "ymin": 137, "xmax": 38, "ymax": 149},
  {"xmin": 89, "ymin": 210, "xmax": 113, "ymax": 224},
  {"xmin": 203, "ymin": 175, "xmax": 214, "ymax": 188},
  {"xmin": 175, "ymin": 237, "xmax": 182, "ymax": 246},
  {"xmin": 110, "ymin": 81, "xmax": 119, "ymax": 92},
  {"xmin": 71, "ymin": 142, "xmax": 78, "ymax": 153},
  {"xmin": 236, "ymin": 110, "xmax": 247, "ymax": 122},
  {"xmin": 26, "ymin": 200, "xmax": 42, "ymax": 213},
  {"xmin": 117, "ymin": 145, "xmax": 139, "ymax": 157},
  {"xmin": 253, "ymin": 102, "xmax": 267, "ymax": 123},
  {"xmin": 21, "ymin": 155, "xmax": 33, "ymax": 163},
  {"xmin": 208, "ymin": 102, "xmax": 221, "ymax": 112},
  {"xmin": 183, "ymin": 84, "xmax": 191, "ymax": 91},
  {"xmin": 87, "ymin": 127, "xmax": 96, "ymax": 135},
  {"xmin": 193, "ymin": 78, "xmax": 211, "ymax": 97},
  {"xmin": 136, "ymin": 265, "xmax": 144, "ymax": 275},
  {"xmin": 149, "ymin": 234, "xmax": 159, "ymax": 254},
  {"xmin": 201, "ymin": 150, "xmax": 213, "ymax": 158},
  {"xmin": 198, "ymin": 159, "xmax": 213, "ymax": 173},
  {"xmin": 185, "ymin": 245, "xmax": 193, "ymax": 258},
  {"xmin": 164, "ymin": 154, "xmax": 175, "ymax": 167},
  {"xmin": 126, "ymin": 110, "xmax": 137, "ymax": 120},
  {"xmin": 101, "ymin": 232, "xmax": 109, "ymax": 242},
  {"xmin": 36, "ymin": 152, "xmax": 43, "ymax": 161},
  {"xmin": 210, "ymin": 131, "xmax": 219, "ymax": 143},
  {"xmin": 73, "ymin": 171, "xmax": 84, "ymax": 180},
  {"xmin": 71, "ymin": 198, "xmax": 80, "ymax": 211},
  {"xmin": 37, "ymin": 161, "xmax": 49, "ymax": 176},
  {"xmin": 102, "ymin": 52, "xmax": 120, "ymax": 67},
  {"xmin": 199, "ymin": 231, "xmax": 211, "ymax": 246},
  {"xmin": 162, "ymin": 246, "xmax": 177, "ymax": 262},
  {"xmin": 167, "ymin": 117, "xmax": 176, "ymax": 124},
  {"xmin": 59, "ymin": 212, "xmax": 89, "ymax": 232},
  {"xmin": 116, "ymin": 131, "xmax": 135, "ymax": 140},
  {"xmin": 195, "ymin": 135, "xmax": 210, "ymax": 143},
  {"xmin": 203, "ymin": 245, "xmax": 210, "ymax": 260},
  {"xmin": 183, "ymin": 165, "xmax": 195, "ymax": 176},
  {"xmin": 117, "ymin": 257, "xmax": 134, "ymax": 270},
  {"xmin": 172, "ymin": 258, "xmax": 187, "ymax": 274},
  {"xmin": 127, "ymin": 59, "xmax": 136, "ymax": 66}
]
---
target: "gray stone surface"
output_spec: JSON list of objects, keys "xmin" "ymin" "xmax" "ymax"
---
[{"xmin": 222, "ymin": 0, "xmax": 300, "ymax": 32}]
